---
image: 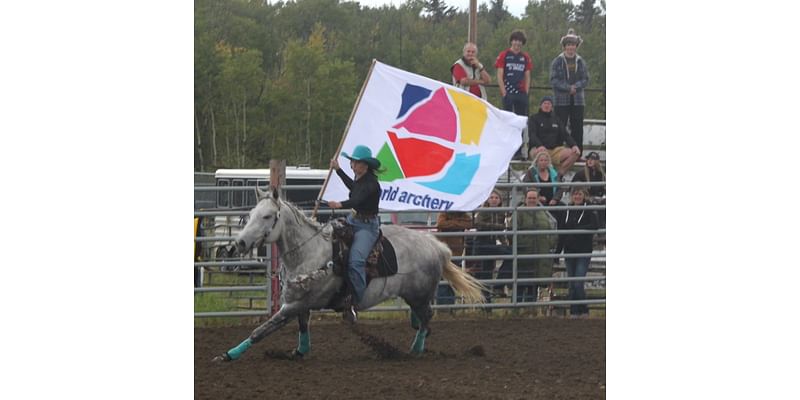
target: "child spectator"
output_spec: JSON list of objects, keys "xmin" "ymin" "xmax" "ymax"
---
[
  {"xmin": 495, "ymin": 29, "xmax": 533, "ymax": 159},
  {"xmin": 550, "ymin": 28, "xmax": 590, "ymax": 155}
]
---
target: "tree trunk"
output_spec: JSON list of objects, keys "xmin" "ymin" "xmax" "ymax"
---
[
  {"xmin": 211, "ymin": 104, "xmax": 218, "ymax": 166},
  {"xmin": 194, "ymin": 106, "xmax": 205, "ymax": 171},
  {"xmin": 305, "ymin": 80, "xmax": 311, "ymax": 163},
  {"xmin": 317, "ymin": 112, "xmax": 326, "ymax": 165},
  {"xmin": 242, "ymin": 96, "xmax": 247, "ymax": 168},
  {"xmin": 232, "ymin": 103, "xmax": 240, "ymax": 168}
]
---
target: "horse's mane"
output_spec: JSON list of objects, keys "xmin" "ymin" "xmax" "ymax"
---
[{"xmin": 279, "ymin": 198, "xmax": 325, "ymax": 230}]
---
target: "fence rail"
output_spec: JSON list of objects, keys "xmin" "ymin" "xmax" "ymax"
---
[{"xmin": 194, "ymin": 176, "xmax": 606, "ymax": 318}]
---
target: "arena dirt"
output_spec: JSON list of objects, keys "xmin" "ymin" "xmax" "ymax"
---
[{"xmin": 195, "ymin": 316, "xmax": 605, "ymax": 399}]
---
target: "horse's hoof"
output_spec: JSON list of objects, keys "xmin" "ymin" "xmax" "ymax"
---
[
  {"xmin": 211, "ymin": 353, "xmax": 231, "ymax": 363},
  {"xmin": 290, "ymin": 349, "xmax": 305, "ymax": 360}
]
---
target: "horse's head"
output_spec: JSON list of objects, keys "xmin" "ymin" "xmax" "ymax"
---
[{"xmin": 235, "ymin": 186, "xmax": 284, "ymax": 254}]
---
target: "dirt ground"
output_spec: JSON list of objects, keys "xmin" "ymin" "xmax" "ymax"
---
[{"xmin": 195, "ymin": 316, "xmax": 605, "ymax": 399}]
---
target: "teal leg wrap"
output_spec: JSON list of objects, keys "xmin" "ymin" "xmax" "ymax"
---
[
  {"xmin": 296, "ymin": 331, "xmax": 310, "ymax": 355},
  {"xmin": 410, "ymin": 329, "xmax": 427, "ymax": 354},
  {"xmin": 227, "ymin": 338, "xmax": 252, "ymax": 360},
  {"xmin": 410, "ymin": 311, "xmax": 420, "ymax": 330}
]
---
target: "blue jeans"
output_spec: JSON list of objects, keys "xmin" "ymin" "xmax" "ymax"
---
[
  {"xmin": 502, "ymin": 92, "xmax": 529, "ymax": 157},
  {"xmin": 345, "ymin": 214, "xmax": 380, "ymax": 304},
  {"xmin": 565, "ymin": 256, "xmax": 590, "ymax": 315},
  {"xmin": 502, "ymin": 92, "xmax": 530, "ymax": 117},
  {"xmin": 555, "ymin": 104, "xmax": 585, "ymax": 153}
]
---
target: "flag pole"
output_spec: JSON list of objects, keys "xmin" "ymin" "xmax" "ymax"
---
[{"xmin": 312, "ymin": 59, "xmax": 378, "ymax": 220}]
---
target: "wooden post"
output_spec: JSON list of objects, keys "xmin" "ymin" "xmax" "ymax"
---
[
  {"xmin": 268, "ymin": 159, "xmax": 286, "ymax": 192},
  {"xmin": 468, "ymin": 0, "xmax": 477, "ymax": 45},
  {"xmin": 268, "ymin": 159, "xmax": 285, "ymax": 316}
]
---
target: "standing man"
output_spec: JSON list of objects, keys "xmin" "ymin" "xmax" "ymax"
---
[
  {"xmin": 550, "ymin": 28, "xmax": 590, "ymax": 155},
  {"xmin": 452, "ymin": 42, "xmax": 492, "ymax": 99},
  {"xmin": 495, "ymin": 29, "xmax": 533, "ymax": 159}
]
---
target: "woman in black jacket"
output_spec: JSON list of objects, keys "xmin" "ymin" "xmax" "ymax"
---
[
  {"xmin": 556, "ymin": 187, "xmax": 599, "ymax": 318},
  {"xmin": 527, "ymin": 96, "xmax": 580, "ymax": 175}
]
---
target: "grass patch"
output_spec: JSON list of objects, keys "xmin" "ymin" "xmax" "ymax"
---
[{"xmin": 195, "ymin": 269, "xmax": 606, "ymax": 326}]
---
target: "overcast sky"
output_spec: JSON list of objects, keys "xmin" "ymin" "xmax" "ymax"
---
[{"xmin": 351, "ymin": 0, "xmax": 580, "ymax": 18}]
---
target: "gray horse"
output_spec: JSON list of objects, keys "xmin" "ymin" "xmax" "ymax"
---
[{"xmin": 212, "ymin": 187, "xmax": 485, "ymax": 362}]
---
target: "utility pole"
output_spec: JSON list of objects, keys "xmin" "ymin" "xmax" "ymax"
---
[{"xmin": 468, "ymin": 0, "xmax": 477, "ymax": 44}]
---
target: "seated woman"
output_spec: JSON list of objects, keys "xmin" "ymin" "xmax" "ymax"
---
[
  {"xmin": 571, "ymin": 151, "xmax": 605, "ymax": 228},
  {"xmin": 473, "ymin": 189, "xmax": 512, "ymax": 301},
  {"xmin": 523, "ymin": 150, "xmax": 567, "ymax": 208}
]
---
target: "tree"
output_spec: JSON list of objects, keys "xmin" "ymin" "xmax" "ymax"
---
[
  {"xmin": 574, "ymin": 0, "xmax": 601, "ymax": 32},
  {"xmin": 193, "ymin": 0, "xmax": 605, "ymax": 171},
  {"xmin": 487, "ymin": 0, "xmax": 510, "ymax": 29},
  {"xmin": 422, "ymin": 0, "xmax": 456, "ymax": 23}
]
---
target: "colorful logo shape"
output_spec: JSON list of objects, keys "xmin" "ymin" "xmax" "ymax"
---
[{"xmin": 375, "ymin": 84, "xmax": 488, "ymax": 195}]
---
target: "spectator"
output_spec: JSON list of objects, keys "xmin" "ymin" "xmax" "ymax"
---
[
  {"xmin": 495, "ymin": 29, "xmax": 533, "ymax": 159},
  {"xmin": 550, "ymin": 28, "xmax": 590, "ymax": 155},
  {"xmin": 556, "ymin": 187, "xmax": 599, "ymax": 318},
  {"xmin": 498, "ymin": 188, "xmax": 557, "ymax": 303},
  {"xmin": 452, "ymin": 42, "xmax": 491, "ymax": 99},
  {"xmin": 528, "ymin": 95, "xmax": 581, "ymax": 175},
  {"xmin": 473, "ymin": 189, "xmax": 512, "ymax": 300},
  {"xmin": 571, "ymin": 151, "xmax": 605, "ymax": 228},
  {"xmin": 523, "ymin": 150, "xmax": 567, "ymax": 207},
  {"xmin": 435, "ymin": 212, "xmax": 473, "ymax": 305}
]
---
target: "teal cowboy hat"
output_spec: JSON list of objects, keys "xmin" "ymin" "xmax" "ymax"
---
[{"xmin": 341, "ymin": 145, "xmax": 381, "ymax": 169}]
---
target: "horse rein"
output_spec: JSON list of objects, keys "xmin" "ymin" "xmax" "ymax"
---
[{"xmin": 280, "ymin": 222, "xmax": 331, "ymax": 258}]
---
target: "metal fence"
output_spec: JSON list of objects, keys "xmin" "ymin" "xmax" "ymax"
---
[{"xmin": 194, "ymin": 178, "xmax": 606, "ymax": 318}]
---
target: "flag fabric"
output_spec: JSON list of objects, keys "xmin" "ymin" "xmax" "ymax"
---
[{"xmin": 322, "ymin": 61, "xmax": 526, "ymax": 211}]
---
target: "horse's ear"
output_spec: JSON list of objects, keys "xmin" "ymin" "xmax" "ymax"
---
[{"xmin": 255, "ymin": 185, "xmax": 269, "ymax": 201}]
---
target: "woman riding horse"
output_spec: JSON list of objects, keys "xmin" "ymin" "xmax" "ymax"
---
[{"xmin": 327, "ymin": 145, "xmax": 382, "ymax": 323}]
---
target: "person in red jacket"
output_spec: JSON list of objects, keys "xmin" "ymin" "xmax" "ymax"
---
[
  {"xmin": 451, "ymin": 42, "xmax": 491, "ymax": 99},
  {"xmin": 495, "ymin": 29, "xmax": 533, "ymax": 159}
]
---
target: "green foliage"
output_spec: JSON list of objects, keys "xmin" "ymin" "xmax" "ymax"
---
[{"xmin": 194, "ymin": 0, "xmax": 606, "ymax": 171}]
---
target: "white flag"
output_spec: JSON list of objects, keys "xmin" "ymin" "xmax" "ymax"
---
[{"xmin": 322, "ymin": 61, "xmax": 525, "ymax": 211}]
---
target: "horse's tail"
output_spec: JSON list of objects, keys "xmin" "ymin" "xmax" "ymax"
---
[
  {"xmin": 428, "ymin": 235, "xmax": 486, "ymax": 304},
  {"xmin": 442, "ymin": 261, "xmax": 486, "ymax": 304}
]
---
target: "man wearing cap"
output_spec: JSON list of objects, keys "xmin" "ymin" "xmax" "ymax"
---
[
  {"xmin": 550, "ymin": 28, "xmax": 590, "ymax": 155},
  {"xmin": 328, "ymin": 145, "xmax": 383, "ymax": 323},
  {"xmin": 528, "ymin": 95, "xmax": 580, "ymax": 175},
  {"xmin": 452, "ymin": 42, "xmax": 492, "ymax": 99}
]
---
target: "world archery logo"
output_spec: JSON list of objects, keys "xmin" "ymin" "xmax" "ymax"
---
[{"xmin": 375, "ymin": 84, "xmax": 488, "ymax": 195}]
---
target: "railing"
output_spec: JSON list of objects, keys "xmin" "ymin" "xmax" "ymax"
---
[{"xmin": 194, "ymin": 180, "xmax": 605, "ymax": 317}]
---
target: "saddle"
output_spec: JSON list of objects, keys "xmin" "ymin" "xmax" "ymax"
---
[{"xmin": 330, "ymin": 217, "xmax": 398, "ymax": 281}]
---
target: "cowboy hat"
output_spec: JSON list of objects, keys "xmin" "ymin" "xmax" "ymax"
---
[{"xmin": 341, "ymin": 145, "xmax": 381, "ymax": 169}]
